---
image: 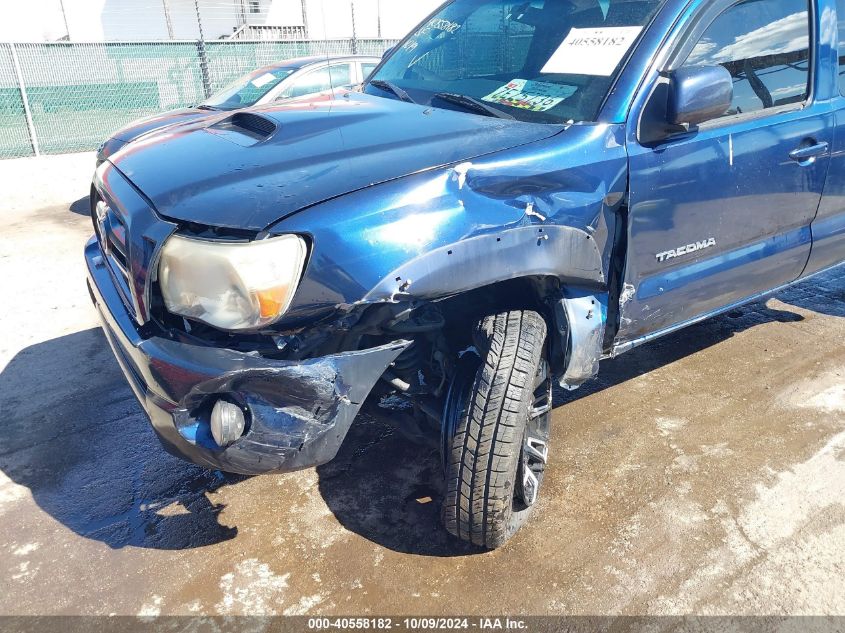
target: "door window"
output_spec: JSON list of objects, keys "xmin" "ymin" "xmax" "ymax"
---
[
  {"xmin": 328, "ymin": 63, "xmax": 353, "ymax": 88},
  {"xmin": 361, "ymin": 62, "xmax": 378, "ymax": 81},
  {"xmin": 681, "ymin": 0, "xmax": 811, "ymax": 119},
  {"xmin": 281, "ymin": 67, "xmax": 337, "ymax": 99}
]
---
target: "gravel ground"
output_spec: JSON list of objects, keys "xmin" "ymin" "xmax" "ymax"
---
[{"xmin": 0, "ymin": 152, "xmax": 843, "ymax": 618}]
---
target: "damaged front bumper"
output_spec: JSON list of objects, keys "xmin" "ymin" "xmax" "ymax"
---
[{"xmin": 85, "ymin": 236, "xmax": 409, "ymax": 475}]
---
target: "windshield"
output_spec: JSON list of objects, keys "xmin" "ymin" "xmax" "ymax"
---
[
  {"xmin": 203, "ymin": 67, "xmax": 296, "ymax": 110},
  {"xmin": 366, "ymin": 0, "xmax": 664, "ymax": 123}
]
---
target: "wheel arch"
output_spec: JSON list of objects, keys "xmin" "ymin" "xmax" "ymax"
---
[
  {"xmin": 360, "ymin": 223, "xmax": 606, "ymax": 303},
  {"xmin": 431, "ymin": 275, "xmax": 608, "ymax": 390}
]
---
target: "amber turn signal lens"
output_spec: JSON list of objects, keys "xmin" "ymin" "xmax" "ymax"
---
[{"xmin": 257, "ymin": 286, "xmax": 289, "ymax": 320}]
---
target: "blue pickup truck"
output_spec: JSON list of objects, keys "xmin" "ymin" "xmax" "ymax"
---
[{"xmin": 85, "ymin": 0, "xmax": 845, "ymax": 548}]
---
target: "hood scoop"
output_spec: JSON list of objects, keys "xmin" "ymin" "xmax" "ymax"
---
[{"xmin": 209, "ymin": 112, "xmax": 277, "ymax": 145}]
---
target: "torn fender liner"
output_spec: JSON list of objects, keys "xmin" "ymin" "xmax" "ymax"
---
[
  {"xmin": 556, "ymin": 289, "xmax": 607, "ymax": 390},
  {"xmin": 166, "ymin": 342, "xmax": 411, "ymax": 475}
]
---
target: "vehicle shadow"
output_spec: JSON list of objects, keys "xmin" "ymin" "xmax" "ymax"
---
[
  {"xmin": 776, "ymin": 266, "xmax": 845, "ymax": 318},
  {"xmin": 315, "ymin": 297, "xmax": 814, "ymax": 557},
  {"xmin": 0, "ymin": 328, "xmax": 245, "ymax": 550},
  {"xmin": 68, "ymin": 196, "xmax": 90, "ymax": 216}
]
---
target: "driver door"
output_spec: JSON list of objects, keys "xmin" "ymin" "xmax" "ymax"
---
[{"xmin": 616, "ymin": 0, "xmax": 832, "ymax": 344}]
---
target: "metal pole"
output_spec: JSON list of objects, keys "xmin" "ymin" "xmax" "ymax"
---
[
  {"xmin": 162, "ymin": 0, "xmax": 175, "ymax": 39},
  {"xmin": 9, "ymin": 43, "xmax": 40, "ymax": 157},
  {"xmin": 377, "ymin": 0, "xmax": 381, "ymax": 39},
  {"xmin": 58, "ymin": 0, "xmax": 71, "ymax": 40},
  {"xmin": 194, "ymin": 0, "xmax": 205, "ymax": 40},
  {"xmin": 350, "ymin": 0, "xmax": 358, "ymax": 54},
  {"xmin": 300, "ymin": 0, "xmax": 309, "ymax": 39},
  {"xmin": 194, "ymin": 0, "xmax": 212, "ymax": 98},
  {"xmin": 237, "ymin": 0, "xmax": 247, "ymax": 27}
]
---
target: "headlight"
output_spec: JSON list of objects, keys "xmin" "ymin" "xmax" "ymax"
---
[{"xmin": 158, "ymin": 234, "xmax": 307, "ymax": 331}]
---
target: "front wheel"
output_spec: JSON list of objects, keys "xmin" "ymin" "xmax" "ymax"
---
[{"xmin": 441, "ymin": 310, "xmax": 552, "ymax": 549}]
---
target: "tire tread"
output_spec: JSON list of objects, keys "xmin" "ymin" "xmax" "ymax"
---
[{"xmin": 442, "ymin": 310, "xmax": 547, "ymax": 548}]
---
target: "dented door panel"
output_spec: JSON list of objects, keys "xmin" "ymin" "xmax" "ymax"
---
[{"xmin": 618, "ymin": 108, "xmax": 832, "ymax": 342}]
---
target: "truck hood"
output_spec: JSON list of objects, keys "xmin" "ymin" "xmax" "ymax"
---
[
  {"xmin": 110, "ymin": 108, "xmax": 209, "ymax": 143},
  {"xmin": 109, "ymin": 93, "xmax": 563, "ymax": 231}
]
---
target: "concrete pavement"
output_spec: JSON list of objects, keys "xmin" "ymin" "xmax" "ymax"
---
[{"xmin": 0, "ymin": 153, "xmax": 843, "ymax": 617}]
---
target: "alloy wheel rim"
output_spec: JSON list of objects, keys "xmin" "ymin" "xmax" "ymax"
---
[{"xmin": 517, "ymin": 359, "xmax": 552, "ymax": 508}]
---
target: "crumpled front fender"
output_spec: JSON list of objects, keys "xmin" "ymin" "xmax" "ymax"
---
[{"xmin": 273, "ymin": 123, "xmax": 628, "ymax": 324}]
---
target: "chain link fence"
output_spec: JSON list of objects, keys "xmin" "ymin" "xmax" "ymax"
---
[
  {"xmin": 0, "ymin": 44, "xmax": 33, "ymax": 158},
  {"xmin": 0, "ymin": 38, "xmax": 396, "ymax": 159}
]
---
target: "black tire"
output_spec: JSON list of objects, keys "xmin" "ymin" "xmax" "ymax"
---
[{"xmin": 442, "ymin": 310, "xmax": 551, "ymax": 549}]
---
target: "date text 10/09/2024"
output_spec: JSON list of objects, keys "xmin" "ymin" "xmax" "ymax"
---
[{"xmin": 307, "ymin": 618, "xmax": 529, "ymax": 630}]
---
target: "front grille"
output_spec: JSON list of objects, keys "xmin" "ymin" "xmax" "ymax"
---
[
  {"xmin": 93, "ymin": 195, "xmax": 136, "ymax": 317},
  {"xmin": 92, "ymin": 166, "xmax": 177, "ymax": 325},
  {"xmin": 105, "ymin": 211, "xmax": 128, "ymax": 272}
]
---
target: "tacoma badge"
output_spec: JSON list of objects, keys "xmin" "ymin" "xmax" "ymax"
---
[{"xmin": 656, "ymin": 238, "xmax": 716, "ymax": 263}]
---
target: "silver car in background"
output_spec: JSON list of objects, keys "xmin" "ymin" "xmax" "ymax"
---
[{"xmin": 96, "ymin": 54, "xmax": 381, "ymax": 164}]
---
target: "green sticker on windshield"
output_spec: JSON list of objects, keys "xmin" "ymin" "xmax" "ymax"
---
[{"xmin": 482, "ymin": 79, "xmax": 576, "ymax": 112}]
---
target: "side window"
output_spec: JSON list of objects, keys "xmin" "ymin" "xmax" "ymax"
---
[
  {"xmin": 282, "ymin": 68, "xmax": 333, "ymax": 99},
  {"xmin": 361, "ymin": 63, "xmax": 378, "ymax": 81},
  {"xmin": 838, "ymin": 0, "xmax": 845, "ymax": 95},
  {"xmin": 682, "ymin": 0, "xmax": 811, "ymax": 118},
  {"xmin": 328, "ymin": 63, "xmax": 353, "ymax": 88}
]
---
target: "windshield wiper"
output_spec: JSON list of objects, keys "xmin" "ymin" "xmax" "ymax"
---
[
  {"xmin": 196, "ymin": 104, "xmax": 219, "ymax": 111},
  {"xmin": 432, "ymin": 92, "xmax": 514, "ymax": 120},
  {"xmin": 369, "ymin": 79, "xmax": 416, "ymax": 104}
]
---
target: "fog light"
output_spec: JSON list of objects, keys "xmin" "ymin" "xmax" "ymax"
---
[{"xmin": 210, "ymin": 400, "xmax": 246, "ymax": 448}]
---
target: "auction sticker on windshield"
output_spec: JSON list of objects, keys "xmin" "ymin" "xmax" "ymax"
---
[
  {"xmin": 541, "ymin": 26, "xmax": 643, "ymax": 76},
  {"xmin": 482, "ymin": 79, "xmax": 577, "ymax": 112}
]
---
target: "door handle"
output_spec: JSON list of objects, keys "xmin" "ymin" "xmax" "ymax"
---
[{"xmin": 789, "ymin": 141, "xmax": 829, "ymax": 163}]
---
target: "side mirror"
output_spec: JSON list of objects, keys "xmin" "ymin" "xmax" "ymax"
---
[
  {"xmin": 383, "ymin": 45, "xmax": 396, "ymax": 59},
  {"xmin": 668, "ymin": 65, "xmax": 733, "ymax": 127}
]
